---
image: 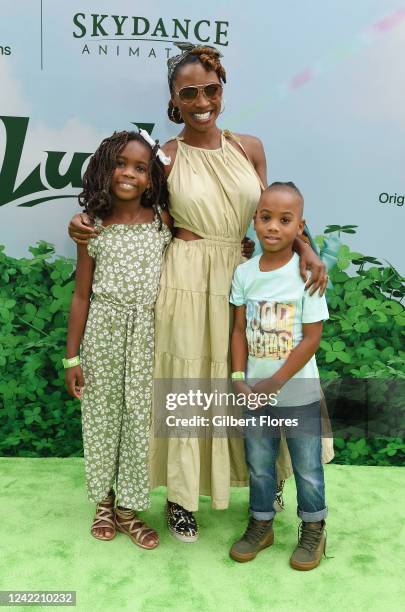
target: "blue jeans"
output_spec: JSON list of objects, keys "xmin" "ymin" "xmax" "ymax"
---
[{"xmin": 244, "ymin": 401, "xmax": 327, "ymax": 522}]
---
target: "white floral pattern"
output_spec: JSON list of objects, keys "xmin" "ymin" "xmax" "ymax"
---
[{"xmin": 80, "ymin": 214, "xmax": 171, "ymax": 511}]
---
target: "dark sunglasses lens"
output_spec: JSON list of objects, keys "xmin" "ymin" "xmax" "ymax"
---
[
  {"xmin": 204, "ymin": 84, "xmax": 222, "ymax": 98},
  {"xmin": 179, "ymin": 87, "xmax": 198, "ymax": 101}
]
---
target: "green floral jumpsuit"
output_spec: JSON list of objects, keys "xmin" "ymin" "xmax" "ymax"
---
[{"xmin": 81, "ymin": 212, "xmax": 171, "ymax": 510}]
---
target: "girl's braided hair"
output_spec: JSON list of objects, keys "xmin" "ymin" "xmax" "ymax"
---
[
  {"xmin": 168, "ymin": 47, "xmax": 226, "ymax": 124},
  {"xmin": 78, "ymin": 131, "xmax": 169, "ymax": 227}
]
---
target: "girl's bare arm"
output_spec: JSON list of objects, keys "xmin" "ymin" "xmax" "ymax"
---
[
  {"xmin": 66, "ymin": 244, "xmax": 94, "ymax": 357},
  {"xmin": 65, "ymin": 245, "xmax": 94, "ymax": 398}
]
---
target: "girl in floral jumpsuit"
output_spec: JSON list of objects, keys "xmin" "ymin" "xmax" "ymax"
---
[{"xmin": 64, "ymin": 130, "xmax": 171, "ymax": 549}]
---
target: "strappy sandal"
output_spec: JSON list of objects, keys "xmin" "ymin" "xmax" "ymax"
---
[
  {"xmin": 115, "ymin": 507, "xmax": 159, "ymax": 550},
  {"xmin": 91, "ymin": 491, "xmax": 116, "ymax": 541}
]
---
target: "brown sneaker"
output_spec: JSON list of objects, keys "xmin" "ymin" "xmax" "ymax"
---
[
  {"xmin": 230, "ymin": 517, "xmax": 274, "ymax": 563},
  {"xmin": 290, "ymin": 520, "xmax": 326, "ymax": 571}
]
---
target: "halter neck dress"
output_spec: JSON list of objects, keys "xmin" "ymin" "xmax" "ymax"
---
[{"xmin": 149, "ymin": 131, "xmax": 333, "ymax": 510}]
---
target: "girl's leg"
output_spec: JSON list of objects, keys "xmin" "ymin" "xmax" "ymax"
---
[
  {"xmin": 91, "ymin": 489, "xmax": 116, "ymax": 541},
  {"xmin": 81, "ymin": 304, "xmax": 126, "ymax": 537},
  {"xmin": 115, "ymin": 506, "xmax": 159, "ymax": 549},
  {"xmin": 115, "ymin": 314, "xmax": 157, "ymax": 548},
  {"xmin": 114, "ymin": 395, "xmax": 151, "ymax": 516}
]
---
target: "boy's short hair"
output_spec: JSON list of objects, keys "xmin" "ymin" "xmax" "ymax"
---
[
  {"xmin": 266, "ymin": 181, "xmax": 303, "ymax": 201},
  {"xmin": 259, "ymin": 181, "xmax": 304, "ymax": 215}
]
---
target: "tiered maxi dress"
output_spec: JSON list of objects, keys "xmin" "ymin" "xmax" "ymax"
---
[{"xmin": 149, "ymin": 131, "xmax": 334, "ymax": 511}]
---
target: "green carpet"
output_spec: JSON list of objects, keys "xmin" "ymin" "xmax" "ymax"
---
[{"xmin": 1, "ymin": 459, "xmax": 404, "ymax": 612}]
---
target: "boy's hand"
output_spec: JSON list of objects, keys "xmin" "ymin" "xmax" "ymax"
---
[
  {"xmin": 232, "ymin": 380, "xmax": 252, "ymax": 399},
  {"xmin": 252, "ymin": 377, "xmax": 281, "ymax": 397},
  {"xmin": 65, "ymin": 365, "xmax": 85, "ymax": 399}
]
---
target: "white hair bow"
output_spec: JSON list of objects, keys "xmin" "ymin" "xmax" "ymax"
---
[{"xmin": 139, "ymin": 129, "xmax": 171, "ymax": 166}]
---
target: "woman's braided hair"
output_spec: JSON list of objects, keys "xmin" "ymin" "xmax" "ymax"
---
[
  {"xmin": 168, "ymin": 47, "xmax": 226, "ymax": 124},
  {"xmin": 78, "ymin": 131, "xmax": 169, "ymax": 228}
]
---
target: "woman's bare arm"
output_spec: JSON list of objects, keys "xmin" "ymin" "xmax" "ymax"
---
[
  {"xmin": 232, "ymin": 134, "xmax": 267, "ymax": 258},
  {"xmin": 161, "ymin": 208, "xmax": 174, "ymax": 232},
  {"xmin": 161, "ymin": 139, "xmax": 178, "ymax": 178},
  {"xmin": 238, "ymin": 134, "xmax": 268, "ymax": 188},
  {"xmin": 237, "ymin": 134, "xmax": 327, "ymax": 294},
  {"xmin": 293, "ymin": 239, "xmax": 328, "ymax": 296}
]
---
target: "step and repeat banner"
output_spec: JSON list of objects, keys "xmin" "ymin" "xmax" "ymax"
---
[{"xmin": 1, "ymin": 0, "xmax": 404, "ymax": 270}]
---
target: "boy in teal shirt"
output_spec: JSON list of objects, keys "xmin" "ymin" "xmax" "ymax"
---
[{"xmin": 230, "ymin": 182, "xmax": 329, "ymax": 570}]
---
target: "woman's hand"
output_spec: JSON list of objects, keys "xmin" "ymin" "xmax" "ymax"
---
[
  {"xmin": 65, "ymin": 365, "xmax": 85, "ymax": 399},
  {"xmin": 298, "ymin": 243, "xmax": 328, "ymax": 296},
  {"xmin": 241, "ymin": 237, "xmax": 255, "ymax": 259},
  {"xmin": 68, "ymin": 213, "xmax": 98, "ymax": 245}
]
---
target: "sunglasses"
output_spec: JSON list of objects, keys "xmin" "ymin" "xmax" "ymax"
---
[{"xmin": 175, "ymin": 83, "xmax": 223, "ymax": 103}]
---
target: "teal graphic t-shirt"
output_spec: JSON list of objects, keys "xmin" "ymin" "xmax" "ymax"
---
[{"xmin": 230, "ymin": 253, "xmax": 329, "ymax": 406}]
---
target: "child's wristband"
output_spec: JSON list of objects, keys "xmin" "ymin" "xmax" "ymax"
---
[
  {"xmin": 62, "ymin": 356, "xmax": 80, "ymax": 369},
  {"xmin": 231, "ymin": 371, "xmax": 245, "ymax": 381}
]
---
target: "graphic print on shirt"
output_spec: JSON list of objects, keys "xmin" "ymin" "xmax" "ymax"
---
[{"xmin": 246, "ymin": 300, "xmax": 297, "ymax": 359}]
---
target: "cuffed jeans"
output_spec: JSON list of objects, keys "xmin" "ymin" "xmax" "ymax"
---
[{"xmin": 244, "ymin": 401, "xmax": 327, "ymax": 522}]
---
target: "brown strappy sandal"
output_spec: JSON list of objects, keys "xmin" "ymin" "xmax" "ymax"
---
[
  {"xmin": 91, "ymin": 491, "xmax": 116, "ymax": 541},
  {"xmin": 115, "ymin": 507, "xmax": 159, "ymax": 550}
]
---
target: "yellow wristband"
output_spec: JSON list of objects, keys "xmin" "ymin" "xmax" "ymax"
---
[
  {"xmin": 62, "ymin": 356, "xmax": 80, "ymax": 369},
  {"xmin": 231, "ymin": 371, "xmax": 245, "ymax": 380}
]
